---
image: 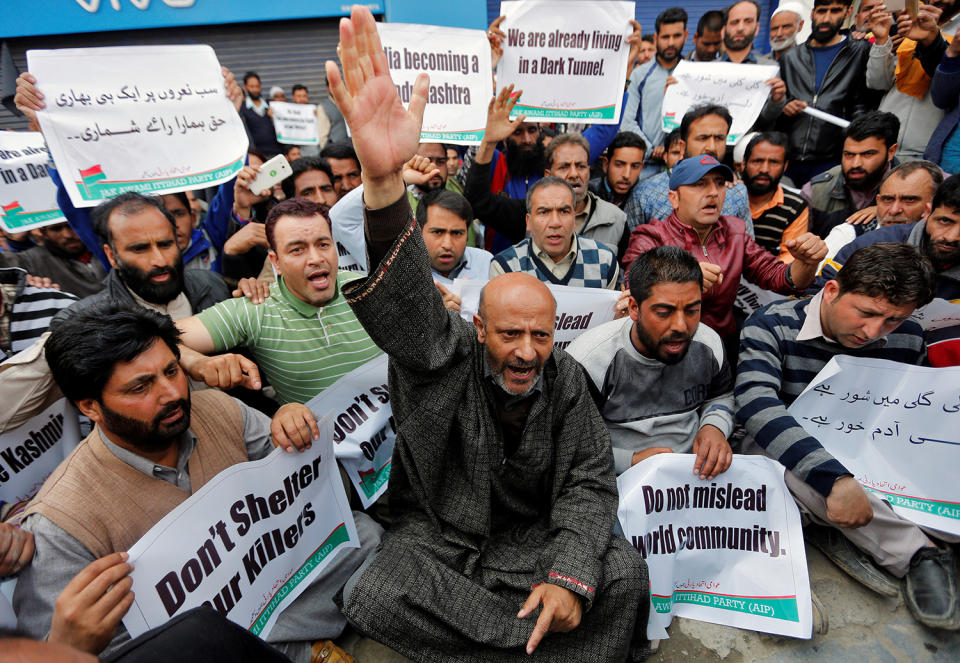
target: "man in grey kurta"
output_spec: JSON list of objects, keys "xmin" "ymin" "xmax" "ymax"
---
[{"xmin": 328, "ymin": 9, "xmax": 649, "ymax": 661}]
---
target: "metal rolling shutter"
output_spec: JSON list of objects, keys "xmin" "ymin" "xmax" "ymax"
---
[{"xmin": 0, "ymin": 17, "xmax": 343, "ymax": 132}]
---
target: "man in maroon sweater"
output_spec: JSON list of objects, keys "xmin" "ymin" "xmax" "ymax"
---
[{"xmin": 622, "ymin": 155, "xmax": 826, "ymax": 357}]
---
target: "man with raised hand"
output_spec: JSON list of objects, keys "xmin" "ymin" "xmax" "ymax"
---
[{"xmin": 326, "ymin": 7, "xmax": 649, "ymax": 661}]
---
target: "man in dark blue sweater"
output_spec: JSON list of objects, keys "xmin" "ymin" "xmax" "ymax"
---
[{"xmin": 737, "ymin": 243, "xmax": 959, "ymax": 630}]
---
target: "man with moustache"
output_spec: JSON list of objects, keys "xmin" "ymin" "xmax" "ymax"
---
[
  {"xmin": 720, "ymin": 1, "xmax": 775, "ymax": 64},
  {"xmin": 54, "ymin": 192, "xmax": 229, "ymax": 325},
  {"xmin": 466, "ymin": 107, "xmax": 628, "ymax": 256},
  {"xmin": 742, "ymin": 132, "xmax": 810, "ymax": 260},
  {"xmin": 822, "ymin": 160, "xmax": 943, "ymax": 262},
  {"xmin": 818, "ymin": 174, "xmax": 960, "ymax": 366},
  {"xmin": 689, "ymin": 11, "xmax": 725, "ymax": 62},
  {"xmin": 0, "ymin": 222, "xmax": 106, "ymax": 297},
  {"xmin": 803, "ymin": 111, "xmax": 900, "ymax": 237},
  {"xmin": 14, "ymin": 305, "xmax": 382, "ymax": 660},
  {"xmin": 623, "ymin": 155, "xmax": 826, "ymax": 360},
  {"xmin": 404, "ymin": 142, "xmax": 466, "ymax": 213},
  {"xmin": 624, "ymin": 104, "xmax": 755, "ymax": 235},
  {"xmin": 590, "ymin": 132, "xmax": 647, "ymax": 210},
  {"xmin": 778, "ymin": 0, "xmax": 872, "ymax": 186},
  {"xmin": 567, "ymin": 246, "xmax": 735, "ymax": 477},
  {"xmin": 418, "ymin": 190, "xmax": 493, "ymax": 283},
  {"xmin": 769, "ymin": 3, "xmax": 805, "ymax": 60},
  {"xmin": 622, "ymin": 8, "xmax": 689, "ymax": 181}
]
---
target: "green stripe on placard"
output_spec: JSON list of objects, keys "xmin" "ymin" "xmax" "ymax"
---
[
  {"xmin": 0, "ymin": 209, "xmax": 65, "ymax": 230},
  {"xmin": 74, "ymin": 158, "xmax": 244, "ymax": 201},
  {"xmin": 359, "ymin": 460, "xmax": 391, "ymax": 499},
  {"xmin": 249, "ymin": 523, "xmax": 352, "ymax": 635},
  {"xmin": 512, "ymin": 104, "xmax": 617, "ymax": 121},
  {"xmin": 863, "ymin": 486, "xmax": 960, "ymax": 520},
  {"xmin": 652, "ymin": 590, "xmax": 800, "ymax": 622}
]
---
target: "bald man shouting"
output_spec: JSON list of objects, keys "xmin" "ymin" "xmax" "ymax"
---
[{"xmin": 329, "ymin": 7, "xmax": 649, "ymax": 662}]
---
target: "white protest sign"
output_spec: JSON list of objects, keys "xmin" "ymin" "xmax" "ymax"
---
[
  {"xmin": 305, "ymin": 355, "xmax": 392, "ymax": 509},
  {"xmin": 911, "ymin": 297, "xmax": 960, "ymax": 332},
  {"xmin": 0, "ymin": 132, "xmax": 65, "ymax": 233},
  {"xmin": 122, "ymin": 418, "xmax": 359, "ymax": 640},
  {"xmin": 29, "ymin": 45, "xmax": 248, "ymax": 208},
  {"xmin": 497, "ymin": 1, "xmax": 633, "ymax": 123},
  {"xmin": 618, "ymin": 454, "xmax": 811, "ymax": 640},
  {"xmin": 270, "ymin": 101, "xmax": 319, "ymax": 146},
  {"xmin": 662, "ymin": 61, "xmax": 779, "ymax": 144},
  {"xmin": 453, "ymin": 279, "xmax": 619, "ymax": 350},
  {"xmin": 0, "ymin": 399, "xmax": 80, "ymax": 506},
  {"xmin": 377, "ymin": 23, "xmax": 492, "ymax": 145},
  {"xmin": 789, "ymin": 356, "xmax": 960, "ymax": 536},
  {"xmin": 734, "ymin": 279, "xmax": 788, "ymax": 318}
]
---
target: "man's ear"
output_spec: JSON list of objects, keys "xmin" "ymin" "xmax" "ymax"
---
[
  {"xmin": 104, "ymin": 244, "xmax": 119, "ymax": 270},
  {"xmin": 627, "ymin": 295, "xmax": 640, "ymax": 322},
  {"xmin": 667, "ymin": 189, "xmax": 680, "ymax": 211},
  {"xmin": 822, "ymin": 279, "xmax": 840, "ymax": 305},
  {"xmin": 75, "ymin": 398, "xmax": 103, "ymax": 427},
  {"xmin": 268, "ymin": 250, "xmax": 281, "ymax": 276},
  {"xmin": 887, "ymin": 142, "xmax": 899, "ymax": 162},
  {"xmin": 473, "ymin": 314, "xmax": 486, "ymax": 343}
]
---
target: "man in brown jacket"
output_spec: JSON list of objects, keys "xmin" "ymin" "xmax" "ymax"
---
[{"xmin": 12, "ymin": 304, "xmax": 381, "ymax": 662}]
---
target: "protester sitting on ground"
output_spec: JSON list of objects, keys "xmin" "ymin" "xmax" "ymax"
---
[
  {"xmin": 568, "ymin": 246, "xmax": 735, "ymax": 477},
  {"xmin": 802, "ymin": 111, "xmax": 901, "ymax": 238},
  {"xmin": 466, "ymin": 90, "xmax": 628, "ymax": 257},
  {"xmin": 325, "ymin": 11, "xmax": 650, "ymax": 659},
  {"xmin": 625, "ymin": 105, "xmax": 755, "ymax": 236},
  {"xmin": 622, "ymin": 155, "xmax": 827, "ymax": 360},
  {"xmin": 489, "ymin": 176, "xmax": 619, "ymax": 289},
  {"xmin": 822, "ymin": 160, "xmax": 943, "ymax": 263},
  {"xmin": 589, "ymin": 132, "xmax": 647, "ymax": 210},
  {"xmin": 417, "ymin": 189, "xmax": 492, "ymax": 283},
  {"xmin": 818, "ymin": 173, "xmax": 960, "ymax": 367},
  {"xmin": 13, "ymin": 305, "xmax": 382, "ymax": 660},
  {"xmin": 0, "ymin": 222, "xmax": 105, "ymax": 298},
  {"xmin": 175, "ymin": 198, "xmax": 382, "ymax": 405},
  {"xmin": 736, "ymin": 242, "xmax": 960, "ymax": 630},
  {"xmin": 741, "ymin": 132, "xmax": 811, "ymax": 261}
]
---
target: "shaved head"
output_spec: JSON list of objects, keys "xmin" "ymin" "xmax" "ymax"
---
[{"xmin": 475, "ymin": 274, "xmax": 556, "ymax": 396}]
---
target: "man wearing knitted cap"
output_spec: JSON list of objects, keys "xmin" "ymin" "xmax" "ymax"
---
[
  {"xmin": 770, "ymin": 3, "xmax": 806, "ymax": 60},
  {"xmin": 623, "ymin": 155, "xmax": 827, "ymax": 360}
]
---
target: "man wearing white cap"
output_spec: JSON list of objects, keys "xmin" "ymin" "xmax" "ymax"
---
[{"xmin": 770, "ymin": 3, "xmax": 806, "ymax": 59}]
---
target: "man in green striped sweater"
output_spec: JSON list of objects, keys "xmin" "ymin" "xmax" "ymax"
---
[{"xmin": 176, "ymin": 198, "xmax": 382, "ymax": 415}]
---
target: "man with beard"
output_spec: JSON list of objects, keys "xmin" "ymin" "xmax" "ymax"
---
[
  {"xmin": 802, "ymin": 111, "xmax": 899, "ymax": 237},
  {"xmin": 818, "ymin": 174, "xmax": 960, "ymax": 366},
  {"xmin": 689, "ymin": 11, "xmax": 724, "ymax": 62},
  {"xmin": 14, "ymin": 304, "xmax": 382, "ymax": 660},
  {"xmin": 622, "ymin": 8, "xmax": 688, "ymax": 181},
  {"xmin": 742, "ymin": 132, "xmax": 811, "ymax": 260},
  {"xmin": 467, "ymin": 100, "xmax": 628, "ymax": 258},
  {"xmin": 320, "ymin": 141, "xmax": 363, "ymax": 200},
  {"xmin": 238, "ymin": 71, "xmax": 281, "ymax": 157},
  {"xmin": 769, "ymin": 3, "xmax": 805, "ymax": 60},
  {"xmin": 418, "ymin": 189, "xmax": 493, "ymax": 283},
  {"xmin": 567, "ymin": 246, "xmax": 734, "ymax": 476},
  {"xmin": 54, "ymin": 193, "xmax": 229, "ymax": 326},
  {"xmin": 738, "ymin": 243, "xmax": 960, "ymax": 631},
  {"xmin": 327, "ymin": 10, "xmax": 650, "ymax": 658},
  {"xmin": 720, "ymin": 1, "xmax": 774, "ymax": 63},
  {"xmin": 822, "ymin": 160, "xmax": 942, "ymax": 262},
  {"xmin": 175, "ymin": 198, "xmax": 382, "ymax": 404},
  {"xmin": 623, "ymin": 155, "xmax": 826, "ymax": 361},
  {"xmin": 778, "ymin": 0, "xmax": 872, "ymax": 186},
  {"xmin": 590, "ymin": 131, "xmax": 647, "ymax": 210},
  {"xmin": 624, "ymin": 104, "xmax": 755, "ymax": 235},
  {"xmin": 0, "ymin": 222, "xmax": 106, "ymax": 297}
]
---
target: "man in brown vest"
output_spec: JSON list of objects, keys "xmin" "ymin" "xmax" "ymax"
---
[{"xmin": 12, "ymin": 304, "xmax": 381, "ymax": 662}]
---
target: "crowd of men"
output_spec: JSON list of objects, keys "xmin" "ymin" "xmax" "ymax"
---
[{"xmin": 2, "ymin": 1, "xmax": 960, "ymax": 661}]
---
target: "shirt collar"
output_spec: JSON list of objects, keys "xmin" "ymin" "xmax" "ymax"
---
[
  {"xmin": 100, "ymin": 428, "xmax": 196, "ymax": 479},
  {"xmin": 749, "ymin": 185, "xmax": 786, "ymax": 219},
  {"xmin": 245, "ymin": 96, "xmax": 268, "ymax": 111},
  {"xmin": 797, "ymin": 289, "xmax": 888, "ymax": 348},
  {"xmin": 276, "ymin": 274, "xmax": 341, "ymax": 318},
  {"xmin": 531, "ymin": 236, "xmax": 577, "ymax": 265}
]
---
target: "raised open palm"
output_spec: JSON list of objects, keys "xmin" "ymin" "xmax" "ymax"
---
[{"xmin": 325, "ymin": 7, "xmax": 429, "ymax": 181}]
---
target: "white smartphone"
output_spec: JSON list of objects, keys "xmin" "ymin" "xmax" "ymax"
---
[{"xmin": 248, "ymin": 154, "xmax": 292, "ymax": 195}]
